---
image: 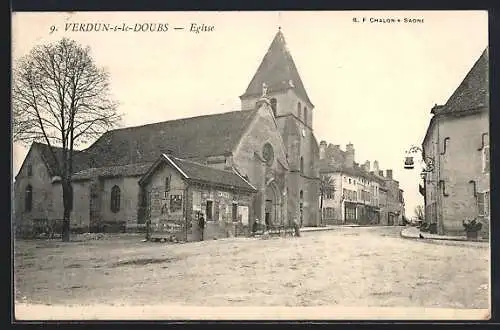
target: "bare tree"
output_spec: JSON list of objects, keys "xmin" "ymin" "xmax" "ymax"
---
[
  {"xmin": 414, "ymin": 205, "xmax": 425, "ymax": 221},
  {"xmin": 12, "ymin": 38, "xmax": 121, "ymax": 242},
  {"xmin": 319, "ymin": 174, "xmax": 335, "ymax": 226}
]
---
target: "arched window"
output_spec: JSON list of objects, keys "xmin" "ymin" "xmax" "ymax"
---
[
  {"xmin": 270, "ymin": 98, "xmax": 277, "ymax": 117},
  {"xmin": 110, "ymin": 185, "xmax": 121, "ymax": 213},
  {"xmin": 297, "ymin": 102, "xmax": 302, "ymax": 118},
  {"xmin": 27, "ymin": 164, "xmax": 33, "ymax": 177},
  {"xmin": 300, "ymin": 156, "xmax": 304, "ymax": 174},
  {"xmin": 25, "ymin": 185, "xmax": 33, "ymax": 212},
  {"xmin": 300, "ymin": 190, "xmax": 304, "ymax": 200},
  {"xmin": 304, "ymin": 106, "xmax": 308, "ymax": 126}
]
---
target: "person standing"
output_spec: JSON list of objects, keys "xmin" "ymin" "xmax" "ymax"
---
[
  {"xmin": 252, "ymin": 218, "xmax": 259, "ymax": 236},
  {"xmin": 198, "ymin": 213, "xmax": 205, "ymax": 241},
  {"xmin": 293, "ymin": 218, "xmax": 301, "ymax": 237}
]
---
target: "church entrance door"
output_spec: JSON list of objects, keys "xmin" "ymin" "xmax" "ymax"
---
[
  {"xmin": 265, "ymin": 199, "xmax": 272, "ymax": 230},
  {"xmin": 264, "ymin": 181, "xmax": 282, "ymax": 229}
]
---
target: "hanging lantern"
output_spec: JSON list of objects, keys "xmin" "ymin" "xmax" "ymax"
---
[{"xmin": 404, "ymin": 156, "xmax": 415, "ymax": 169}]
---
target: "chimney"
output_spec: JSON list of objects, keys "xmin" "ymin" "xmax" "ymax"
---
[
  {"xmin": 378, "ymin": 170, "xmax": 384, "ymax": 177},
  {"xmin": 345, "ymin": 143, "xmax": 355, "ymax": 167},
  {"xmin": 386, "ymin": 169, "xmax": 393, "ymax": 179},
  {"xmin": 373, "ymin": 160, "xmax": 379, "ymax": 172},
  {"xmin": 364, "ymin": 161, "xmax": 370, "ymax": 172},
  {"xmin": 326, "ymin": 144, "xmax": 341, "ymax": 161},
  {"xmin": 319, "ymin": 140, "xmax": 327, "ymax": 160}
]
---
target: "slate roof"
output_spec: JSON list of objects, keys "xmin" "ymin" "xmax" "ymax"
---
[
  {"xmin": 79, "ymin": 109, "xmax": 258, "ymax": 168},
  {"xmin": 140, "ymin": 154, "xmax": 257, "ymax": 192},
  {"xmin": 72, "ymin": 162, "xmax": 154, "ymax": 181},
  {"xmin": 240, "ymin": 30, "xmax": 313, "ymax": 106},
  {"xmin": 435, "ymin": 48, "xmax": 489, "ymax": 115}
]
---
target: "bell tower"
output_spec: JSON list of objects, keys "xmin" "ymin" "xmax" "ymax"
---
[
  {"xmin": 239, "ymin": 28, "xmax": 320, "ymax": 226},
  {"xmin": 239, "ymin": 27, "xmax": 315, "ymax": 130}
]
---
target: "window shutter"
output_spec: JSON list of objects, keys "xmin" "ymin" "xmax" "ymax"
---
[
  {"xmin": 483, "ymin": 146, "xmax": 490, "ymax": 173},
  {"xmin": 477, "ymin": 193, "xmax": 485, "ymax": 217}
]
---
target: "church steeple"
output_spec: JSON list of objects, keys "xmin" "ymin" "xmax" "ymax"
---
[{"xmin": 240, "ymin": 28, "xmax": 313, "ymax": 107}]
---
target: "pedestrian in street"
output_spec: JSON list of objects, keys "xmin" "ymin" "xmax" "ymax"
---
[
  {"xmin": 293, "ymin": 218, "xmax": 301, "ymax": 237},
  {"xmin": 252, "ymin": 218, "xmax": 259, "ymax": 236},
  {"xmin": 198, "ymin": 213, "xmax": 205, "ymax": 241}
]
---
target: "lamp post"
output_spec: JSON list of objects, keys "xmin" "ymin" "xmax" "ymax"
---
[{"xmin": 403, "ymin": 145, "xmax": 435, "ymax": 174}]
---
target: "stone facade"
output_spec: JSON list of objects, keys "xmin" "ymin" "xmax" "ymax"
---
[
  {"xmin": 139, "ymin": 156, "xmax": 255, "ymax": 241},
  {"xmin": 421, "ymin": 49, "xmax": 489, "ymax": 237},
  {"xmin": 14, "ymin": 146, "xmax": 57, "ymax": 231},
  {"xmin": 423, "ymin": 110, "xmax": 489, "ymax": 236}
]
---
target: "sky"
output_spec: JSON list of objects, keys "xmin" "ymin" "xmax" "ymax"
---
[{"xmin": 11, "ymin": 11, "xmax": 488, "ymax": 218}]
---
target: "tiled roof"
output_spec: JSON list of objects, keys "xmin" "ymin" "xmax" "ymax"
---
[
  {"xmin": 140, "ymin": 154, "xmax": 257, "ymax": 192},
  {"xmin": 33, "ymin": 142, "xmax": 88, "ymax": 177},
  {"xmin": 240, "ymin": 30, "xmax": 313, "ymax": 106},
  {"xmin": 436, "ymin": 48, "xmax": 489, "ymax": 115},
  {"xmin": 81, "ymin": 109, "xmax": 258, "ymax": 168},
  {"xmin": 72, "ymin": 162, "xmax": 154, "ymax": 181}
]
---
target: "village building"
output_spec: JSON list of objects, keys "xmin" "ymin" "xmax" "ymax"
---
[
  {"xmin": 137, "ymin": 154, "xmax": 256, "ymax": 241},
  {"xmin": 318, "ymin": 142, "xmax": 405, "ymax": 225},
  {"xmin": 13, "ymin": 29, "xmax": 321, "ymax": 238},
  {"xmin": 421, "ymin": 48, "xmax": 489, "ymax": 237}
]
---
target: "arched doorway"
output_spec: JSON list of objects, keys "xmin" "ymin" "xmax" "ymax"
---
[{"xmin": 264, "ymin": 180, "xmax": 282, "ymax": 229}]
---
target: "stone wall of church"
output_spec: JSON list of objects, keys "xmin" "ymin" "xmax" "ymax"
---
[
  {"xmin": 233, "ymin": 102, "xmax": 288, "ymax": 227},
  {"xmin": 52, "ymin": 181, "xmax": 91, "ymax": 228},
  {"xmin": 240, "ymin": 91, "xmax": 320, "ymax": 227},
  {"xmin": 100, "ymin": 176, "xmax": 142, "ymax": 225},
  {"xmin": 14, "ymin": 147, "xmax": 56, "ymax": 230}
]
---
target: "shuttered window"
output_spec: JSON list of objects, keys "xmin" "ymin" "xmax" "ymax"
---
[{"xmin": 477, "ymin": 193, "xmax": 485, "ymax": 217}]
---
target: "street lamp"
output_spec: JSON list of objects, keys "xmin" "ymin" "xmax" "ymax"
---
[{"xmin": 403, "ymin": 145, "xmax": 435, "ymax": 174}]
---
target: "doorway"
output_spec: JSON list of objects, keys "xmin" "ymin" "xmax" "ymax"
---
[
  {"xmin": 264, "ymin": 181, "xmax": 282, "ymax": 228},
  {"xmin": 265, "ymin": 199, "xmax": 272, "ymax": 229}
]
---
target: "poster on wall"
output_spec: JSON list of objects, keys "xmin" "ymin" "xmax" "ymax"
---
[
  {"xmin": 238, "ymin": 205, "xmax": 249, "ymax": 226},
  {"xmin": 192, "ymin": 191, "xmax": 201, "ymax": 211},
  {"xmin": 170, "ymin": 194, "xmax": 183, "ymax": 213}
]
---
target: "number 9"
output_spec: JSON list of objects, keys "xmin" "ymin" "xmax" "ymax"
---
[{"xmin": 49, "ymin": 25, "xmax": 56, "ymax": 34}]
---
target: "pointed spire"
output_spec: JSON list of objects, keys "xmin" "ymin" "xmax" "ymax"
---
[{"xmin": 240, "ymin": 29, "xmax": 313, "ymax": 107}]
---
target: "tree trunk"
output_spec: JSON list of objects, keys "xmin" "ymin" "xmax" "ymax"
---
[{"xmin": 61, "ymin": 180, "xmax": 73, "ymax": 242}]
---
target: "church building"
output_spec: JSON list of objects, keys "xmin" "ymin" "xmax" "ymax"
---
[{"xmin": 13, "ymin": 29, "xmax": 321, "ymax": 239}]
